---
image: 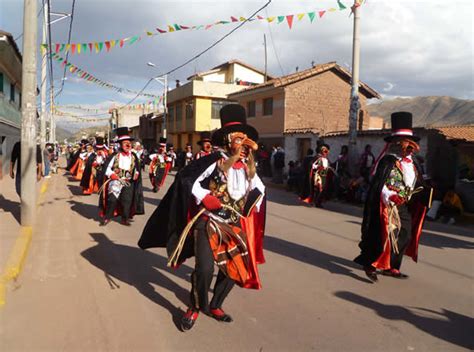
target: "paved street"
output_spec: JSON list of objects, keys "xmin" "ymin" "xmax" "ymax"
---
[{"xmin": 0, "ymin": 168, "xmax": 473, "ymax": 351}]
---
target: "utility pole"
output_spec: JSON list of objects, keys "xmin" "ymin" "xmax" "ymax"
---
[
  {"xmin": 348, "ymin": 0, "xmax": 361, "ymax": 174},
  {"xmin": 263, "ymin": 34, "xmax": 268, "ymax": 83},
  {"xmin": 163, "ymin": 74, "xmax": 167, "ymax": 139},
  {"xmin": 40, "ymin": 0, "xmax": 48, "ymax": 150},
  {"xmin": 20, "ymin": 0, "xmax": 38, "ymax": 226}
]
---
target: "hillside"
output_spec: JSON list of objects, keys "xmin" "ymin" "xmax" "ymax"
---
[
  {"xmin": 367, "ymin": 96, "xmax": 474, "ymax": 127},
  {"xmin": 72, "ymin": 125, "xmax": 109, "ymax": 141}
]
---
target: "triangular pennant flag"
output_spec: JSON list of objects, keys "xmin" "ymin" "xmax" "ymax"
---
[
  {"xmin": 196, "ymin": 25, "xmax": 204, "ymax": 30},
  {"xmin": 337, "ymin": 0, "xmax": 347, "ymax": 10},
  {"xmin": 66, "ymin": 62, "xmax": 71, "ymax": 67},
  {"xmin": 308, "ymin": 12, "xmax": 316, "ymax": 23},
  {"xmin": 60, "ymin": 44, "xmax": 66, "ymax": 52},
  {"xmin": 286, "ymin": 15, "xmax": 294, "ymax": 29},
  {"xmin": 267, "ymin": 16, "xmax": 275, "ymax": 23},
  {"xmin": 328, "ymin": 8, "xmax": 337, "ymax": 12},
  {"xmin": 297, "ymin": 13, "xmax": 305, "ymax": 21},
  {"xmin": 319, "ymin": 10, "xmax": 326, "ymax": 18},
  {"xmin": 156, "ymin": 27, "xmax": 167, "ymax": 34},
  {"xmin": 110, "ymin": 40, "xmax": 116, "ymax": 48},
  {"xmin": 168, "ymin": 25, "xmax": 175, "ymax": 32},
  {"xmin": 230, "ymin": 16, "xmax": 238, "ymax": 22},
  {"xmin": 128, "ymin": 35, "xmax": 139, "ymax": 45},
  {"xmin": 120, "ymin": 39, "xmax": 125, "ymax": 48},
  {"xmin": 257, "ymin": 15, "xmax": 265, "ymax": 20},
  {"xmin": 65, "ymin": 44, "xmax": 71, "ymax": 53},
  {"xmin": 174, "ymin": 24, "xmax": 181, "ymax": 31},
  {"xmin": 71, "ymin": 44, "xmax": 76, "ymax": 54},
  {"xmin": 205, "ymin": 24, "xmax": 213, "ymax": 30},
  {"xmin": 88, "ymin": 43, "xmax": 93, "ymax": 52},
  {"xmin": 81, "ymin": 43, "xmax": 87, "ymax": 53},
  {"xmin": 180, "ymin": 25, "xmax": 190, "ymax": 30},
  {"xmin": 277, "ymin": 16, "xmax": 285, "ymax": 23},
  {"xmin": 146, "ymin": 31, "xmax": 154, "ymax": 36},
  {"xmin": 55, "ymin": 44, "xmax": 61, "ymax": 53},
  {"xmin": 239, "ymin": 16, "xmax": 246, "ymax": 21},
  {"xmin": 105, "ymin": 41, "xmax": 111, "ymax": 51}
]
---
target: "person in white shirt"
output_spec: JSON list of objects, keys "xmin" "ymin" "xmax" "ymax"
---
[
  {"xmin": 354, "ymin": 112, "xmax": 431, "ymax": 282},
  {"xmin": 100, "ymin": 128, "xmax": 141, "ymax": 226},
  {"xmin": 138, "ymin": 104, "xmax": 266, "ymax": 332}
]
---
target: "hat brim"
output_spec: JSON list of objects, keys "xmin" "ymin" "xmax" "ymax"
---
[
  {"xmin": 212, "ymin": 124, "xmax": 259, "ymax": 147},
  {"xmin": 384, "ymin": 135, "xmax": 420, "ymax": 142},
  {"xmin": 118, "ymin": 136, "xmax": 135, "ymax": 142}
]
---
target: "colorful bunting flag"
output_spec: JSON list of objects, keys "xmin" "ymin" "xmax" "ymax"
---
[
  {"xmin": 277, "ymin": 16, "xmax": 285, "ymax": 24},
  {"xmin": 286, "ymin": 15, "xmax": 294, "ymax": 29},
  {"xmin": 308, "ymin": 12, "xmax": 316, "ymax": 23}
]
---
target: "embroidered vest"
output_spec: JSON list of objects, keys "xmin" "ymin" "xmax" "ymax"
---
[
  {"xmin": 385, "ymin": 160, "xmax": 418, "ymax": 199},
  {"xmin": 113, "ymin": 153, "xmax": 136, "ymax": 180}
]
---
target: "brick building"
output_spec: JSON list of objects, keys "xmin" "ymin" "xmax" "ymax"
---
[{"xmin": 228, "ymin": 62, "xmax": 380, "ymax": 163}]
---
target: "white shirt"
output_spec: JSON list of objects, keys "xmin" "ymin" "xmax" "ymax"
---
[
  {"xmin": 105, "ymin": 153, "xmax": 133, "ymax": 178},
  {"xmin": 192, "ymin": 156, "xmax": 265, "ymax": 212},
  {"xmin": 312, "ymin": 157, "xmax": 328, "ymax": 169},
  {"xmin": 381, "ymin": 155, "xmax": 417, "ymax": 206}
]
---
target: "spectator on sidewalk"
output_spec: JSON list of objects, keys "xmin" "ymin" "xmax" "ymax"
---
[
  {"xmin": 9, "ymin": 141, "xmax": 43, "ymax": 197},
  {"xmin": 359, "ymin": 144, "xmax": 375, "ymax": 182},
  {"xmin": 287, "ymin": 160, "xmax": 302, "ymax": 193},
  {"xmin": 272, "ymin": 146, "xmax": 285, "ymax": 184},
  {"xmin": 43, "ymin": 143, "xmax": 52, "ymax": 178}
]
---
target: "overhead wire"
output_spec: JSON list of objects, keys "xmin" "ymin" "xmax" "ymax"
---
[
  {"xmin": 264, "ymin": 7, "xmax": 285, "ymax": 76},
  {"xmin": 116, "ymin": 0, "xmax": 272, "ymax": 109},
  {"xmin": 54, "ymin": 0, "xmax": 77, "ymax": 99}
]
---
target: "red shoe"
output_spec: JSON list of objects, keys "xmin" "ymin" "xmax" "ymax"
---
[
  {"xmin": 382, "ymin": 269, "xmax": 409, "ymax": 279},
  {"xmin": 181, "ymin": 308, "xmax": 199, "ymax": 331},
  {"xmin": 209, "ymin": 308, "xmax": 233, "ymax": 323}
]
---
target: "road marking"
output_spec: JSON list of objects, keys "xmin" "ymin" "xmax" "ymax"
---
[{"xmin": 0, "ymin": 178, "xmax": 49, "ymax": 307}]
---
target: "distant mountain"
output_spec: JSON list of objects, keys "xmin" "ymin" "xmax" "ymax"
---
[
  {"xmin": 367, "ymin": 96, "xmax": 474, "ymax": 127},
  {"xmin": 72, "ymin": 125, "xmax": 109, "ymax": 141},
  {"xmin": 56, "ymin": 126, "xmax": 73, "ymax": 142}
]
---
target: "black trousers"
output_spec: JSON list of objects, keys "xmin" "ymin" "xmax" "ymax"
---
[
  {"xmin": 105, "ymin": 183, "xmax": 134, "ymax": 220},
  {"xmin": 390, "ymin": 205, "xmax": 413, "ymax": 270},
  {"xmin": 190, "ymin": 219, "xmax": 235, "ymax": 312},
  {"xmin": 153, "ymin": 168, "xmax": 166, "ymax": 189}
]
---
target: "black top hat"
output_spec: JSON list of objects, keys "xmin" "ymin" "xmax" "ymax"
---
[
  {"xmin": 211, "ymin": 104, "xmax": 258, "ymax": 146},
  {"xmin": 80, "ymin": 139, "xmax": 89, "ymax": 145},
  {"xmin": 317, "ymin": 143, "xmax": 330, "ymax": 153},
  {"xmin": 384, "ymin": 111, "xmax": 419, "ymax": 142},
  {"xmin": 95, "ymin": 137, "xmax": 105, "ymax": 148},
  {"xmin": 167, "ymin": 143, "xmax": 174, "ymax": 149},
  {"xmin": 197, "ymin": 131, "xmax": 212, "ymax": 146},
  {"xmin": 159, "ymin": 137, "xmax": 167, "ymax": 147},
  {"xmin": 115, "ymin": 127, "xmax": 134, "ymax": 142}
]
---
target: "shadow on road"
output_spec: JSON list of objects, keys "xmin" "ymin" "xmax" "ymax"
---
[
  {"xmin": 0, "ymin": 194, "xmax": 20, "ymax": 224},
  {"xmin": 420, "ymin": 230, "xmax": 474, "ymax": 250},
  {"xmin": 81, "ymin": 233, "xmax": 192, "ymax": 329},
  {"xmin": 68, "ymin": 199, "xmax": 98, "ymax": 221},
  {"xmin": 334, "ymin": 291, "xmax": 474, "ymax": 350},
  {"xmin": 264, "ymin": 236, "xmax": 373, "ymax": 284},
  {"xmin": 67, "ymin": 184, "xmax": 84, "ymax": 196}
]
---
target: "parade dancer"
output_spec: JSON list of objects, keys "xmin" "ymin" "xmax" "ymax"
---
[
  {"xmin": 301, "ymin": 144, "xmax": 331, "ymax": 207},
  {"xmin": 139, "ymin": 104, "xmax": 266, "ymax": 331},
  {"xmin": 99, "ymin": 128, "xmax": 142, "ymax": 226},
  {"xmin": 184, "ymin": 143, "xmax": 194, "ymax": 166},
  {"xmin": 80, "ymin": 137, "xmax": 107, "ymax": 195},
  {"xmin": 149, "ymin": 137, "xmax": 172, "ymax": 193},
  {"xmin": 354, "ymin": 112, "xmax": 431, "ymax": 282},
  {"xmin": 167, "ymin": 144, "xmax": 177, "ymax": 169},
  {"xmin": 68, "ymin": 139, "xmax": 87, "ymax": 177},
  {"xmin": 194, "ymin": 131, "xmax": 212, "ymax": 160}
]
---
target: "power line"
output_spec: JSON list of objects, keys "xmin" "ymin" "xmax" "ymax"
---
[
  {"xmin": 117, "ymin": 0, "xmax": 272, "ymax": 109},
  {"xmin": 55, "ymin": 0, "xmax": 76, "ymax": 99}
]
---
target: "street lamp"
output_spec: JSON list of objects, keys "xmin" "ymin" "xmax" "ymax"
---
[{"xmin": 147, "ymin": 62, "xmax": 168, "ymax": 139}]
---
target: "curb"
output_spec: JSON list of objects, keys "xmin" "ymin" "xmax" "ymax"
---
[{"xmin": 0, "ymin": 178, "xmax": 49, "ymax": 307}]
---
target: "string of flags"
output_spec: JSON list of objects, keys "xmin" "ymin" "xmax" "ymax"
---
[
  {"xmin": 53, "ymin": 105, "xmax": 109, "ymax": 113},
  {"xmin": 52, "ymin": 107, "xmax": 109, "ymax": 119},
  {"xmin": 50, "ymin": 52, "xmax": 159, "ymax": 98},
  {"xmin": 43, "ymin": 1, "xmax": 356, "ymax": 56},
  {"xmin": 116, "ymin": 95, "xmax": 164, "ymax": 111}
]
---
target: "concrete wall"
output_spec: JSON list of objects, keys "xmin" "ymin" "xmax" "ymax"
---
[
  {"xmin": 284, "ymin": 133, "xmax": 320, "ymax": 165},
  {"xmin": 232, "ymin": 64, "xmax": 265, "ymax": 84},
  {"xmin": 202, "ymin": 71, "xmax": 226, "ymax": 83}
]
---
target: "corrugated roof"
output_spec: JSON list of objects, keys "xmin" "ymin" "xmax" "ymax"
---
[
  {"xmin": 433, "ymin": 125, "xmax": 474, "ymax": 142},
  {"xmin": 228, "ymin": 62, "xmax": 380, "ymax": 99}
]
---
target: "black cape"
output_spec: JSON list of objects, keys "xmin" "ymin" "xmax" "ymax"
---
[
  {"xmin": 66, "ymin": 150, "xmax": 81, "ymax": 171},
  {"xmin": 80, "ymin": 153, "xmax": 96, "ymax": 189},
  {"xmin": 138, "ymin": 152, "xmax": 220, "ymax": 262},
  {"xmin": 299, "ymin": 155, "xmax": 315, "ymax": 199},
  {"xmin": 98, "ymin": 152, "xmax": 145, "ymax": 216},
  {"xmin": 354, "ymin": 154, "xmax": 426, "ymax": 267}
]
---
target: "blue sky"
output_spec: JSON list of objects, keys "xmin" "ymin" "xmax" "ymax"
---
[{"xmin": 1, "ymin": 0, "xmax": 472, "ymax": 128}]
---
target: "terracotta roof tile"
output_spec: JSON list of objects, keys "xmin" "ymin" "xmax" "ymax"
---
[{"xmin": 433, "ymin": 125, "xmax": 474, "ymax": 142}]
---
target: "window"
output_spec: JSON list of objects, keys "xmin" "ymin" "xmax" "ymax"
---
[
  {"xmin": 211, "ymin": 100, "xmax": 231, "ymax": 119},
  {"xmin": 263, "ymin": 97, "xmax": 273, "ymax": 116},
  {"xmin": 0, "ymin": 73, "xmax": 4, "ymax": 93},
  {"xmin": 185, "ymin": 100, "xmax": 194, "ymax": 120},
  {"xmin": 247, "ymin": 100, "xmax": 256, "ymax": 118},
  {"xmin": 10, "ymin": 83, "xmax": 15, "ymax": 102}
]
